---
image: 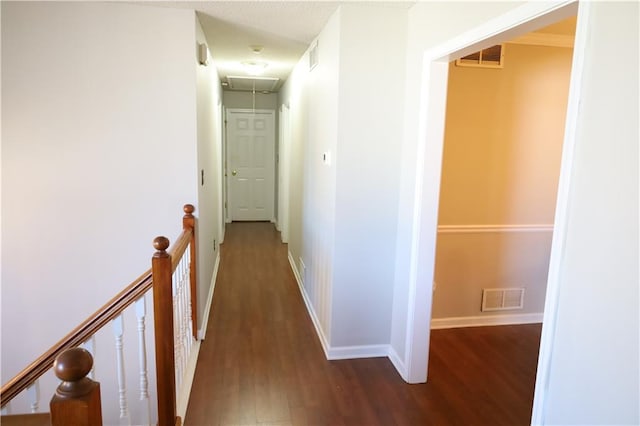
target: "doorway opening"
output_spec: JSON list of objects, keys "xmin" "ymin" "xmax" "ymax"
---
[
  {"xmin": 225, "ymin": 108, "xmax": 276, "ymax": 222},
  {"xmin": 428, "ymin": 14, "xmax": 576, "ymax": 422},
  {"xmin": 403, "ymin": 1, "xmax": 586, "ymax": 423},
  {"xmin": 432, "ymin": 17, "xmax": 576, "ymax": 329}
]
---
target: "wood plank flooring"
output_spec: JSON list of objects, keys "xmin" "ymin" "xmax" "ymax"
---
[{"xmin": 184, "ymin": 222, "xmax": 542, "ymax": 426}]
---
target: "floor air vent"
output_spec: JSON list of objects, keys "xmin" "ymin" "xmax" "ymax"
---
[{"xmin": 482, "ymin": 288, "xmax": 525, "ymax": 311}]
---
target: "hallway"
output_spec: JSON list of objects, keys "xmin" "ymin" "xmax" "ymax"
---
[{"xmin": 184, "ymin": 222, "xmax": 541, "ymax": 425}]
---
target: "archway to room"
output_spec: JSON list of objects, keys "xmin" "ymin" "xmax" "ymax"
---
[
  {"xmin": 404, "ymin": 1, "xmax": 584, "ymax": 423},
  {"xmin": 426, "ymin": 15, "xmax": 576, "ymax": 422}
]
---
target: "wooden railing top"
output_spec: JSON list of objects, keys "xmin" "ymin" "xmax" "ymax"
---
[
  {"xmin": 1, "ymin": 203, "xmax": 197, "ymax": 410},
  {"xmin": 0, "ymin": 269, "xmax": 153, "ymax": 407}
]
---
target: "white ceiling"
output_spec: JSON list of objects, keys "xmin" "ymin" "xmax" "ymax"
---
[
  {"xmin": 148, "ymin": 1, "xmax": 415, "ymax": 92},
  {"xmin": 147, "ymin": 2, "xmax": 569, "ymax": 93},
  {"xmin": 149, "ymin": 1, "xmax": 341, "ymax": 91}
]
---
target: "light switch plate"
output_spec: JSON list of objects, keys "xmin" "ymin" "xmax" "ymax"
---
[{"xmin": 322, "ymin": 151, "xmax": 331, "ymax": 166}]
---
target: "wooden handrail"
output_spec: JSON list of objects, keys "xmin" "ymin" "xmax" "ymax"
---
[
  {"xmin": 169, "ymin": 229, "xmax": 191, "ymax": 271},
  {"xmin": 0, "ymin": 269, "xmax": 152, "ymax": 407},
  {"xmin": 1, "ymin": 203, "xmax": 198, "ymax": 426},
  {"xmin": 152, "ymin": 204, "xmax": 197, "ymax": 426}
]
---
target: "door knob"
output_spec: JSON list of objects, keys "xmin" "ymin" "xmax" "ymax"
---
[{"xmin": 232, "ymin": 170, "xmax": 237, "ymax": 176}]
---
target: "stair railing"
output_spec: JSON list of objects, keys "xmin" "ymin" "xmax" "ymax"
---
[{"xmin": 0, "ymin": 204, "xmax": 198, "ymax": 426}]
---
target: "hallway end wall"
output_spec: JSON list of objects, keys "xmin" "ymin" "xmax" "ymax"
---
[{"xmin": 222, "ymin": 91, "xmax": 279, "ymax": 223}]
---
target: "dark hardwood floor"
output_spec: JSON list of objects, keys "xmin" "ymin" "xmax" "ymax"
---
[{"xmin": 184, "ymin": 222, "xmax": 542, "ymax": 426}]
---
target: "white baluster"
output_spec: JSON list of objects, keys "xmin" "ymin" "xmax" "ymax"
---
[
  {"xmin": 27, "ymin": 380, "xmax": 40, "ymax": 413},
  {"xmin": 173, "ymin": 267, "xmax": 183, "ymax": 390},
  {"xmin": 1, "ymin": 401, "xmax": 12, "ymax": 415},
  {"xmin": 113, "ymin": 314, "xmax": 130, "ymax": 424},
  {"xmin": 181, "ymin": 251, "xmax": 190, "ymax": 373},
  {"xmin": 186, "ymin": 245, "xmax": 193, "ymax": 354},
  {"xmin": 83, "ymin": 336, "xmax": 96, "ymax": 379},
  {"xmin": 179, "ymin": 255, "xmax": 187, "ymax": 375},
  {"xmin": 135, "ymin": 296, "xmax": 151, "ymax": 426}
]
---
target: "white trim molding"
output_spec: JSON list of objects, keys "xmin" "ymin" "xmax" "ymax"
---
[
  {"xmin": 509, "ymin": 32, "xmax": 574, "ymax": 48},
  {"xmin": 438, "ymin": 224, "xmax": 554, "ymax": 234},
  {"xmin": 197, "ymin": 251, "xmax": 220, "ymax": 340},
  {"xmin": 327, "ymin": 345, "xmax": 389, "ymax": 360},
  {"xmin": 431, "ymin": 313, "xmax": 544, "ymax": 330},
  {"xmin": 403, "ymin": 0, "xmax": 578, "ymax": 385}
]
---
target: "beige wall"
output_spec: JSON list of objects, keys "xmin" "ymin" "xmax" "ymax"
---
[{"xmin": 432, "ymin": 42, "xmax": 573, "ymax": 319}]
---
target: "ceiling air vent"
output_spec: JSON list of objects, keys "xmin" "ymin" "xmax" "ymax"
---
[
  {"xmin": 226, "ymin": 76, "xmax": 279, "ymax": 92},
  {"xmin": 456, "ymin": 44, "xmax": 505, "ymax": 69}
]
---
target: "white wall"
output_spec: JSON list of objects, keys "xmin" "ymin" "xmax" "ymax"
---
[
  {"xmin": 535, "ymin": 2, "xmax": 639, "ymax": 423},
  {"xmin": 280, "ymin": 4, "xmax": 409, "ymax": 354},
  {"xmin": 1, "ymin": 2, "xmax": 199, "ymax": 422},
  {"xmin": 279, "ymin": 8, "xmax": 341, "ymax": 346},
  {"xmin": 331, "ymin": 4, "xmax": 407, "ymax": 348},
  {"xmin": 195, "ymin": 15, "xmax": 223, "ymax": 334}
]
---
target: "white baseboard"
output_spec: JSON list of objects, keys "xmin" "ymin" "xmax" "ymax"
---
[
  {"xmin": 288, "ymin": 251, "xmax": 330, "ymax": 358},
  {"xmin": 176, "ymin": 339, "xmax": 201, "ymax": 421},
  {"xmin": 430, "ymin": 312, "xmax": 544, "ymax": 329},
  {"xmin": 327, "ymin": 344, "xmax": 388, "ymax": 360},
  {"xmin": 287, "ymin": 251, "xmax": 400, "ymax": 362},
  {"xmin": 197, "ymin": 252, "xmax": 220, "ymax": 340}
]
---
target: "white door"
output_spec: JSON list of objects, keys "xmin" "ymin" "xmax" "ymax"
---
[{"xmin": 226, "ymin": 109, "xmax": 275, "ymax": 221}]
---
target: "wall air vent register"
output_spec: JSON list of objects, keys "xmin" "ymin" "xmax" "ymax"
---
[
  {"xmin": 482, "ymin": 287, "xmax": 525, "ymax": 311},
  {"xmin": 456, "ymin": 44, "xmax": 505, "ymax": 68}
]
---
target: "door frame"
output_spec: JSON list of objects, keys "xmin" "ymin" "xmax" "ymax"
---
[
  {"xmin": 401, "ymin": 0, "xmax": 584, "ymax": 421},
  {"xmin": 224, "ymin": 108, "xmax": 276, "ymax": 222},
  {"xmin": 277, "ymin": 103, "xmax": 291, "ymax": 243}
]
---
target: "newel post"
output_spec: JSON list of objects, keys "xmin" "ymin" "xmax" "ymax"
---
[
  {"xmin": 183, "ymin": 204, "xmax": 198, "ymax": 339},
  {"xmin": 50, "ymin": 348, "xmax": 102, "ymax": 426},
  {"xmin": 152, "ymin": 236, "xmax": 177, "ymax": 426}
]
